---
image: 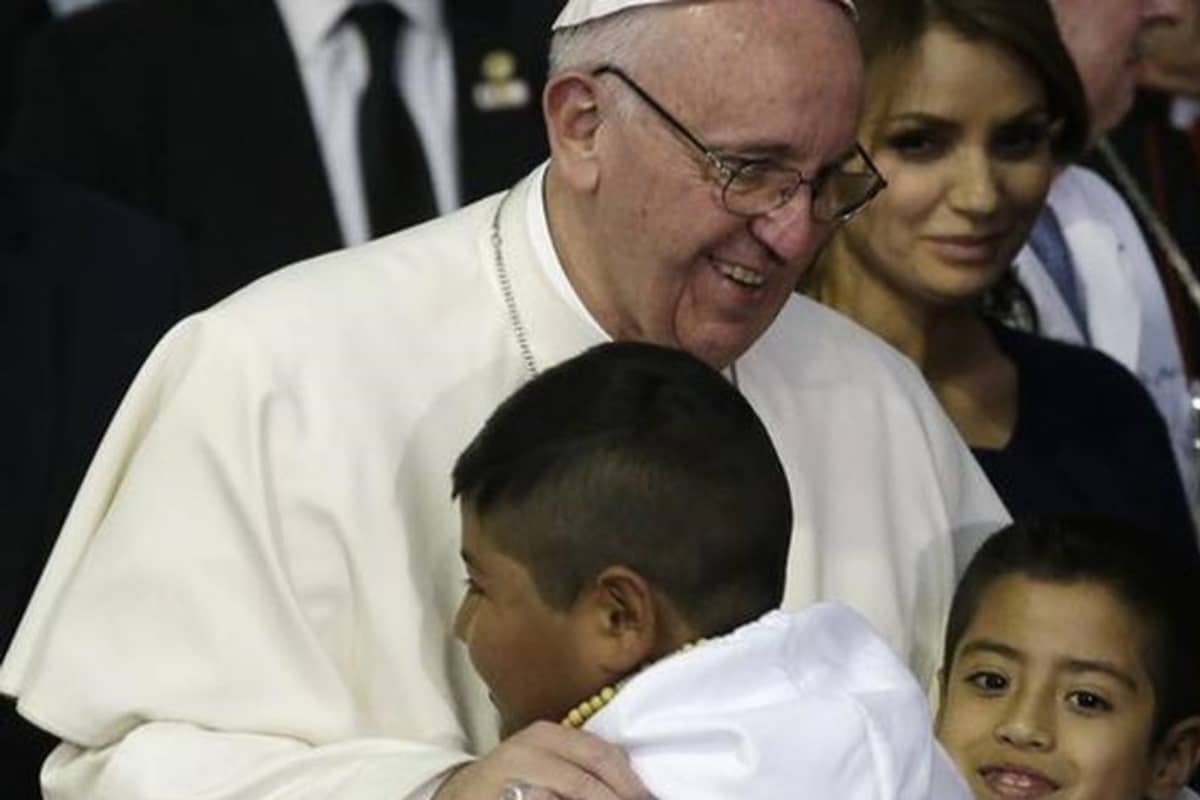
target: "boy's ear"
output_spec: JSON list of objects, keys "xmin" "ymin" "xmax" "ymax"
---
[
  {"xmin": 576, "ymin": 566, "xmax": 658, "ymax": 678},
  {"xmin": 1145, "ymin": 715, "xmax": 1200, "ymax": 800}
]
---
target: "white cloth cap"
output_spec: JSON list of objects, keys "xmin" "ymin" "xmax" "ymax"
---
[{"xmin": 553, "ymin": 0, "xmax": 857, "ymax": 30}]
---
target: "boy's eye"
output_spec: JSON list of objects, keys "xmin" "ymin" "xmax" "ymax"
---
[
  {"xmin": 966, "ymin": 670, "xmax": 1008, "ymax": 693},
  {"xmin": 1066, "ymin": 690, "xmax": 1112, "ymax": 713},
  {"xmin": 463, "ymin": 577, "xmax": 483, "ymax": 596}
]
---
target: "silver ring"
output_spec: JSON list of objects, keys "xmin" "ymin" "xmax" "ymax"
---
[{"xmin": 500, "ymin": 782, "xmax": 534, "ymax": 800}]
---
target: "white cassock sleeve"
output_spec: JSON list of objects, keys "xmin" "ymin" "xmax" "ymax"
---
[{"xmin": 4, "ymin": 316, "xmax": 478, "ymax": 800}]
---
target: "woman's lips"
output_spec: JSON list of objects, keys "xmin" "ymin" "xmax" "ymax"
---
[
  {"xmin": 926, "ymin": 233, "xmax": 1009, "ymax": 264},
  {"xmin": 978, "ymin": 764, "xmax": 1061, "ymax": 799}
]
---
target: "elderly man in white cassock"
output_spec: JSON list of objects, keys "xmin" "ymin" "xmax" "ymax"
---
[{"xmin": 0, "ymin": 0, "xmax": 1007, "ymax": 798}]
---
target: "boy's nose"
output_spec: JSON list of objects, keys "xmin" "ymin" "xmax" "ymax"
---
[
  {"xmin": 453, "ymin": 597, "xmax": 476, "ymax": 643},
  {"xmin": 995, "ymin": 718, "xmax": 1054, "ymax": 750},
  {"xmin": 993, "ymin": 694, "xmax": 1055, "ymax": 751}
]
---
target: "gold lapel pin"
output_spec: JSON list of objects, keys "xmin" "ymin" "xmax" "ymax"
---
[{"xmin": 473, "ymin": 49, "xmax": 531, "ymax": 111}]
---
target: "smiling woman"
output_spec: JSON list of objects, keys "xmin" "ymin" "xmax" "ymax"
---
[{"xmin": 806, "ymin": 0, "xmax": 1196, "ymax": 548}]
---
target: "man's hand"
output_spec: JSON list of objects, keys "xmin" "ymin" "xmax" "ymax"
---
[{"xmin": 433, "ymin": 721, "xmax": 648, "ymax": 800}]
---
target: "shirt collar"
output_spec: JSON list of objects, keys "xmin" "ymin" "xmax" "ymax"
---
[
  {"xmin": 1170, "ymin": 96, "xmax": 1200, "ymax": 131},
  {"xmin": 274, "ymin": 0, "xmax": 443, "ymax": 62},
  {"xmin": 525, "ymin": 163, "xmax": 611, "ymax": 339}
]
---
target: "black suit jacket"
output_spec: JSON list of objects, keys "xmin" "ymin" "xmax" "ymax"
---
[
  {"xmin": 0, "ymin": 0, "xmax": 49, "ymax": 139},
  {"xmin": 6, "ymin": 0, "xmax": 557, "ymax": 309},
  {"xmin": 1, "ymin": 167, "xmax": 184, "ymax": 800}
]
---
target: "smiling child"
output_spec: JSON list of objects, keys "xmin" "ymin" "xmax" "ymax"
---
[{"xmin": 936, "ymin": 517, "xmax": 1200, "ymax": 800}]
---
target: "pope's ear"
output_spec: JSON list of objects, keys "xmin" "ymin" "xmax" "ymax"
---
[
  {"xmin": 543, "ymin": 71, "xmax": 604, "ymax": 192},
  {"xmin": 1145, "ymin": 715, "xmax": 1200, "ymax": 800}
]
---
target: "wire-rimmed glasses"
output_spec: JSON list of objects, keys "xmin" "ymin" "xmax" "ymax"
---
[{"xmin": 592, "ymin": 65, "xmax": 885, "ymax": 223}]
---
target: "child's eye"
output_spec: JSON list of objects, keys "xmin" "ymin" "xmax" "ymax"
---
[
  {"xmin": 463, "ymin": 577, "xmax": 483, "ymax": 596},
  {"xmin": 1066, "ymin": 690, "xmax": 1112, "ymax": 713},
  {"xmin": 966, "ymin": 670, "xmax": 1008, "ymax": 693}
]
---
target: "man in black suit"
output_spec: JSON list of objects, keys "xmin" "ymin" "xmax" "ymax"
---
[
  {"xmin": 6, "ymin": 0, "xmax": 558, "ymax": 310},
  {"xmin": 1, "ymin": 165, "xmax": 183, "ymax": 800}
]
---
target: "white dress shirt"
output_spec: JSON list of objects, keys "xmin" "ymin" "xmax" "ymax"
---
[
  {"xmin": 275, "ymin": 0, "xmax": 457, "ymax": 246},
  {"xmin": 45, "ymin": 0, "xmax": 103, "ymax": 15},
  {"xmin": 1170, "ymin": 96, "xmax": 1200, "ymax": 130}
]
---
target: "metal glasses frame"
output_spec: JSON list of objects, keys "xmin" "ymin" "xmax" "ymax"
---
[{"xmin": 591, "ymin": 64, "xmax": 885, "ymax": 222}]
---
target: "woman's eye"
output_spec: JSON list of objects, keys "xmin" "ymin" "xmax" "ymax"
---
[
  {"xmin": 1067, "ymin": 690, "xmax": 1113, "ymax": 713},
  {"xmin": 991, "ymin": 123, "xmax": 1050, "ymax": 159},
  {"xmin": 966, "ymin": 670, "xmax": 1008, "ymax": 692},
  {"xmin": 884, "ymin": 129, "xmax": 946, "ymax": 160}
]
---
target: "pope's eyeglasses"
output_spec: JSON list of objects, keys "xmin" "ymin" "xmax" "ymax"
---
[{"xmin": 592, "ymin": 64, "xmax": 885, "ymax": 223}]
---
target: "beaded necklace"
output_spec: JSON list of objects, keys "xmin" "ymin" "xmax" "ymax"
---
[{"xmin": 559, "ymin": 640, "xmax": 704, "ymax": 728}]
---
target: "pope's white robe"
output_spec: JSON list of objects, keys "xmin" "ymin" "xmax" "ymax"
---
[
  {"xmin": 586, "ymin": 605, "xmax": 971, "ymax": 799},
  {"xmin": 1, "ymin": 168, "xmax": 1008, "ymax": 799}
]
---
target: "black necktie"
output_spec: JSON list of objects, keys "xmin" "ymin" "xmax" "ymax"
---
[{"xmin": 345, "ymin": 3, "xmax": 438, "ymax": 237}]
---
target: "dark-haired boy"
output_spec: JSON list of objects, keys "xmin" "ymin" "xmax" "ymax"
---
[
  {"xmin": 447, "ymin": 342, "xmax": 969, "ymax": 799},
  {"xmin": 936, "ymin": 516, "xmax": 1200, "ymax": 800}
]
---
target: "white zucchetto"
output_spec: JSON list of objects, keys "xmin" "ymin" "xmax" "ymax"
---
[{"xmin": 553, "ymin": 0, "xmax": 858, "ymax": 30}]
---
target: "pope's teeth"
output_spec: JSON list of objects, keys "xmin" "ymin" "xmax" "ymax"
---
[{"xmin": 716, "ymin": 262, "xmax": 766, "ymax": 287}]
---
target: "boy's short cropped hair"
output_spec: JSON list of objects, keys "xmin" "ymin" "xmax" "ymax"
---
[
  {"xmin": 944, "ymin": 516, "xmax": 1200, "ymax": 742},
  {"xmin": 452, "ymin": 341, "xmax": 793, "ymax": 637}
]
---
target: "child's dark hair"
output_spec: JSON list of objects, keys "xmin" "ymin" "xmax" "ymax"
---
[
  {"xmin": 944, "ymin": 516, "xmax": 1200, "ymax": 743},
  {"xmin": 452, "ymin": 342, "xmax": 793, "ymax": 638}
]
